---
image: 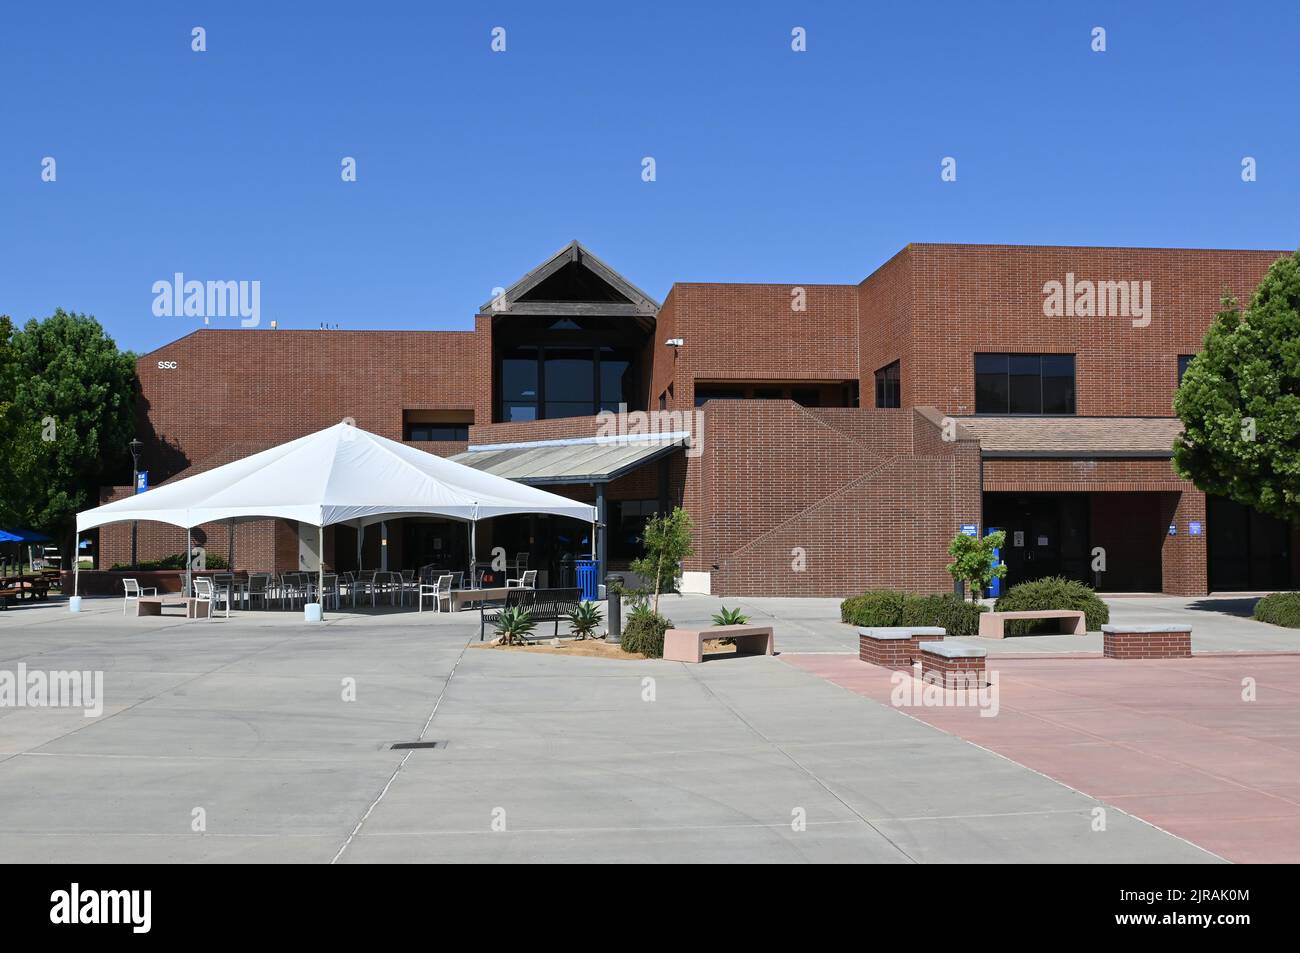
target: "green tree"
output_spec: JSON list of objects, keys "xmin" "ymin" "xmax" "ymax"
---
[
  {"xmin": 1174, "ymin": 252, "xmax": 1300, "ymax": 523},
  {"xmin": 0, "ymin": 310, "xmax": 138, "ymax": 565},
  {"xmin": 946, "ymin": 530, "xmax": 1006, "ymax": 603},
  {"xmin": 630, "ymin": 506, "xmax": 694, "ymax": 615}
]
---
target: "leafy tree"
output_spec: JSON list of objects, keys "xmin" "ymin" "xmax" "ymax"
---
[
  {"xmin": 629, "ymin": 506, "xmax": 694, "ymax": 615},
  {"xmin": 1174, "ymin": 252, "xmax": 1300, "ymax": 524},
  {"xmin": 0, "ymin": 310, "xmax": 138, "ymax": 565},
  {"xmin": 946, "ymin": 530, "xmax": 1006, "ymax": 603}
]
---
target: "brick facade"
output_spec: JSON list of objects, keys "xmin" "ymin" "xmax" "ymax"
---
[{"xmin": 107, "ymin": 242, "xmax": 1291, "ymax": 596}]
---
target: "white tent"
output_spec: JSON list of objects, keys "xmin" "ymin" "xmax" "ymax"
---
[{"xmin": 75, "ymin": 422, "xmax": 598, "ymax": 612}]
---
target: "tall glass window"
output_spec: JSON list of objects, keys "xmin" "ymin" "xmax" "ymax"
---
[
  {"xmin": 501, "ymin": 347, "xmax": 539, "ymax": 421},
  {"xmin": 599, "ymin": 347, "xmax": 633, "ymax": 412},
  {"xmin": 874, "ymin": 361, "xmax": 901, "ymax": 408}
]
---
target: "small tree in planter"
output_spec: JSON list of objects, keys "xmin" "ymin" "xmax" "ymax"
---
[
  {"xmin": 629, "ymin": 506, "xmax": 694, "ymax": 616},
  {"xmin": 946, "ymin": 530, "xmax": 1006, "ymax": 603}
]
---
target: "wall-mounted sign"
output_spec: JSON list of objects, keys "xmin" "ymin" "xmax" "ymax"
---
[
  {"xmin": 1189, "ymin": 521, "xmax": 1202, "ymax": 536},
  {"xmin": 135, "ymin": 471, "xmax": 149, "ymax": 494},
  {"xmin": 1168, "ymin": 523, "xmax": 1177, "ymax": 536},
  {"xmin": 1037, "ymin": 536, "xmax": 1049, "ymax": 547},
  {"xmin": 959, "ymin": 523, "xmax": 978, "ymax": 537},
  {"xmin": 1013, "ymin": 531, "xmax": 1025, "ymax": 547}
]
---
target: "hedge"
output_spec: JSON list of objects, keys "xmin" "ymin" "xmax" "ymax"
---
[
  {"xmin": 621, "ymin": 609, "xmax": 672, "ymax": 658},
  {"xmin": 840, "ymin": 591, "xmax": 985, "ymax": 636},
  {"xmin": 1253, "ymin": 592, "xmax": 1300, "ymax": 628},
  {"xmin": 993, "ymin": 576, "xmax": 1109, "ymax": 635}
]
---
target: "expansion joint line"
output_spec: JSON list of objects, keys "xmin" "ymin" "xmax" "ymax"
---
[{"xmin": 330, "ymin": 636, "xmax": 472, "ymax": 864}]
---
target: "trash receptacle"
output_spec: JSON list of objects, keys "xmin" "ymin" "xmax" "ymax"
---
[{"xmin": 574, "ymin": 559, "xmax": 598, "ymax": 601}]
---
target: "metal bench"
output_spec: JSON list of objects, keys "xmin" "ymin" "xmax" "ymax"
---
[{"xmin": 479, "ymin": 587, "xmax": 582, "ymax": 641}]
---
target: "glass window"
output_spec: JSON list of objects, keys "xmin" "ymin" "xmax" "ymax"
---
[
  {"xmin": 791, "ymin": 388, "xmax": 820, "ymax": 407},
  {"xmin": 1041, "ymin": 355, "xmax": 1076, "ymax": 414},
  {"xmin": 1009, "ymin": 355, "xmax": 1042, "ymax": 414},
  {"xmin": 1178, "ymin": 354, "xmax": 1195, "ymax": 382},
  {"xmin": 974, "ymin": 353, "xmax": 1009, "ymax": 413},
  {"xmin": 874, "ymin": 361, "xmax": 901, "ymax": 408},
  {"xmin": 501, "ymin": 348, "xmax": 539, "ymax": 422},
  {"xmin": 599, "ymin": 350, "xmax": 633, "ymax": 413},
  {"xmin": 611, "ymin": 500, "xmax": 658, "ymax": 559},
  {"xmin": 975, "ymin": 353, "xmax": 1074, "ymax": 415},
  {"xmin": 405, "ymin": 423, "xmax": 469, "ymax": 441},
  {"xmin": 544, "ymin": 348, "xmax": 595, "ymax": 419}
]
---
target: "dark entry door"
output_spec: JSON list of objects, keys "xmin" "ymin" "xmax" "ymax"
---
[
  {"xmin": 985, "ymin": 494, "xmax": 1090, "ymax": 589},
  {"xmin": 1208, "ymin": 496, "xmax": 1292, "ymax": 591}
]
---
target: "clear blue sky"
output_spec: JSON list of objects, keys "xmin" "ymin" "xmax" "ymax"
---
[{"xmin": 2, "ymin": 0, "xmax": 1296, "ymax": 354}]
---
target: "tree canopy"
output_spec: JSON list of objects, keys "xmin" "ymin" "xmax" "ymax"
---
[
  {"xmin": 1173, "ymin": 251, "xmax": 1300, "ymax": 524},
  {"xmin": 0, "ymin": 309, "xmax": 138, "ymax": 561}
]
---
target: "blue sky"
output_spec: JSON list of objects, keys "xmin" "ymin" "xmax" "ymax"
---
[{"xmin": 1, "ymin": 0, "xmax": 1296, "ymax": 354}]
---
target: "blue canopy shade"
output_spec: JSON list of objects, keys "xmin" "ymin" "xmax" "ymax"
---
[{"xmin": 0, "ymin": 527, "xmax": 52, "ymax": 542}]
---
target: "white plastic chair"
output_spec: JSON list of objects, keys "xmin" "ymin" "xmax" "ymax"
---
[
  {"xmin": 506, "ymin": 570, "xmax": 536, "ymax": 590},
  {"xmin": 191, "ymin": 577, "xmax": 218, "ymax": 621},
  {"xmin": 123, "ymin": 578, "xmax": 157, "ymax": 615},
  {"xmin": 419, "ymin": 574, "xmax": 453, "ymax": 612}
]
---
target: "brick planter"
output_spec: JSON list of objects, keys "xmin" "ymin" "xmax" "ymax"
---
[
  {"xmin": 920, "ymin": 641, "xmax": 987, "ymax": 689},
  {"xmin": 858, "ymin": 627, "xmax": 946, "ymax": 669},
  {"xmin": 1102, "ymin": 624, "xmax": 1192, "ymax": 659}
]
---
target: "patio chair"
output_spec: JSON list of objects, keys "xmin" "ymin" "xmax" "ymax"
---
[
  {"xmin": 192, "ymin": 577, "xmax": 219, "ymax": 621},
  {"xmin": 514, "ymin": 553, "xmax": 529, "ymax": 576},
  {"xmin": 122, "ymin": 578, "xmax": 157, "ymax": 615},
  {"xmin": 419, "ymin": 574, "xmax": 453, "ymax": 613},
  {"xmin": 320, "ymin": 573, "xmax": 340, "ymax": 610},
  {"xmin": 506, "ymin": 569, "xmax": 537, "ymax": 590},
  {"xmin": 247, "ymin": 573, "xmax": 271, "ymax": 610}
]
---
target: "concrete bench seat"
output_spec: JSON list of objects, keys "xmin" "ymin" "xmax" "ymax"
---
[
  {"xmin": 978, "ymin": 609, "xmax": 1085, "ymax": 639},
  {"xmin": 857, "ymin": 626, "xmax": 945, "ymax": 668},
  {"xmin": 920, "ymin": 640, "xmax": 987, "ymax": 688},
  {"xmin": 1102, "ymin": 624, "xmax": 1191, "ymax": 659},
  {"xmin": 663, "ymin": 625, "xmax": 774, "ymax": 663},
  {"xmin": 136, "ymin": 595, "xmax": 209, "ymax": 619}
]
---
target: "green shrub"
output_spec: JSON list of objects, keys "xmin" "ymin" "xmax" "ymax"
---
[
  {"xmin": 621, "ymin": 605, "xmax": 672, "ymax": 658},
  {"xmin": 840, "ymin": 591, "xmax": 910, "ymax": 627},
  {"xmin": 840, "ymin": 591, "xmax": 985, "ymax": 635},
  {"xmin": 994, "ymin": 576, "xmax": 1109, "ymax": 634},
  {"xmin": 109, "ymin": 552, "xmax": 228, "ymax": 571},
  {"xmin": 899, "ymin": 593, "xmax": 986, "ymax": 636},
  {"xmin": 1253, "ymin": 592, "xmax": 1300, "ymax": 628}
]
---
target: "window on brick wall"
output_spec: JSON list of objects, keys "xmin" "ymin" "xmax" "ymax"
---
[
  {"xmin": 403, "ymin": 409, "xmax": 473, "ymax": 442},
  {"xmin": 610, "ymin": 499, "xmax": 658, "ymax": 559},
  {"xmin": 975, "ymin": 353, "xmax": 1075, "ymax": 414},
  {"xmin": 874, "ymin": 361, "xmax": 901, "ymax": 408},
  {"xmin": 1178, "ymin": 354, "xmax": 1195, "ymax": 382}
]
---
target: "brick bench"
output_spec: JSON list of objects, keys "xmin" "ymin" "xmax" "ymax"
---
[
  {"xmin": 978, "ymin": 609, "xmax": 1085, "ymax": 639},
  {"xmin": 663, "ymin": 625, "xmax": 774, "ymax": 663},
  {"xmin": 920, "ymin": 641, "xmax": 987, "ymax": 689},
  {"xmin": 858, "ymin": 627, "xmax": 946, "ymax": 669},
  {"xmin": 1102, "ymin": 624, "xmax": 1191, "ymax": 659}
]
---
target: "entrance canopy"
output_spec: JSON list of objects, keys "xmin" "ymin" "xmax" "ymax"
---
[{"xmin": 76, "ymin": 422, "xmax": 597, "ymax": 532}]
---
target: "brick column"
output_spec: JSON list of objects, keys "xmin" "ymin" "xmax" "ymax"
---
[{"xmin": 1161, "ymin": 489, "xmax": 1207, "ymax": 596}]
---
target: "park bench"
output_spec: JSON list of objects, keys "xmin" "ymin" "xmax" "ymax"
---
[
  {"xmin": 978, "ymin": 609, "xmax": 1085, "ymax": 639},
  {"xmin": 663, "ymin": 625, "xmax": 775, "ymax": 663},
  {"xmin": 479, "ymin": 587, "xmax": 581, "ymax": 641}
]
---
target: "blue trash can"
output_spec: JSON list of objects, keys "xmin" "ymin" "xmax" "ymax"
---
[{"xmin": 574, "ymin": 559, "xmax": 598, "ymax": 601}]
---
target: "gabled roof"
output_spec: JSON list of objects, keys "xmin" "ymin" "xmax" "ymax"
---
[{"xmin": 478, "ymin": 240, "xmax": 660, "ymax": 322}]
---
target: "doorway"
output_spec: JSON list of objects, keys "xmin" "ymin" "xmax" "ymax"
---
[{"xmin": 983, "ymin": 494, "xmax": 1090, "ymax": 589}]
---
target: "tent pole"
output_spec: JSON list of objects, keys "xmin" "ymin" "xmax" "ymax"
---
[
  {"xmin": 319, "ymin": 524, "xmax": 325, "ymax": 620},
  {"xmin": 469, "ymin": 519, "xmax": 477, "ymax": 586},
  {"xmin": 74, "ymin": 534, "xmax": 81, "ymax": 596},
  {"xmin": 227, "ymin": 519, "xmax": 234, "ymax": 571},
  {"xmin": 185, "ymin": 527, "xmax": 192, "ymax": 598},
  {"xmin": 357, "ymin": 524, "xmax": 363, "ymax": 571}
]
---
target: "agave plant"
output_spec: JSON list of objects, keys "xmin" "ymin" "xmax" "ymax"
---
[
  {"xmin": 494, "ymin": 606, "xmax": 536, "ymax": 646},
  {"xmin": 567, "ymin": 600, "xmax": 604, "ymax": 640},
  {"xmin": 711, "ymin": 605, "xmax": 750, "ymax": 627}
]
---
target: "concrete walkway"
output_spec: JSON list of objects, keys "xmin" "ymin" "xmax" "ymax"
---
[{"xmin": 0, "ymin": 597, "xmax": 1219, "ymax": 863}]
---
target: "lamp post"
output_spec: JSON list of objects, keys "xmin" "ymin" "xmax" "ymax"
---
[{"xmin": 129, "ymin": 438, "xmax": 142, "ymax": 569}]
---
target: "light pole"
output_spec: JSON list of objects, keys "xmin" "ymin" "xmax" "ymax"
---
[{"xmin": 129, "ymin": 438, "xmax": 142, "ymax": 569}]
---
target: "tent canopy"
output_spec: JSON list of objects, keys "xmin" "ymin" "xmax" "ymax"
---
[
  {"xmin": 1, "ymin": 527, "xmax": 52, "ymax": 542},
  {"xmin": 76, "ymin": 422, "xmax": 598, "ymax": 532}
]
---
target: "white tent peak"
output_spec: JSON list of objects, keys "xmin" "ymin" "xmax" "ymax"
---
[{"xmin": 76, "ymin": 422, "xmax": 597, "ymax": 532}]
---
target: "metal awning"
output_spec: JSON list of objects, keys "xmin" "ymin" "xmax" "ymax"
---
[{"xmin": 450, "ymin": 433, "xmax": 687, "ymax": 485}]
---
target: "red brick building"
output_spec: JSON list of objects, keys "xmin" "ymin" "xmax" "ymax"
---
[{"xmin": 102, "ymin": 241, "xmax": 1296, "ymax": 597}]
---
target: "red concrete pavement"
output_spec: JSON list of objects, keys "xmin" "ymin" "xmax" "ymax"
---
[{"xmin": 784, "ymin": 653, "xmax": 1300, "ymax": 863}]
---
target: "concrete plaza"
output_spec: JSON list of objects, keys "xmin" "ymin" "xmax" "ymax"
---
[{"xmin": 0, "ymin": 591, "xmax": 1294, "ymax": 862}]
